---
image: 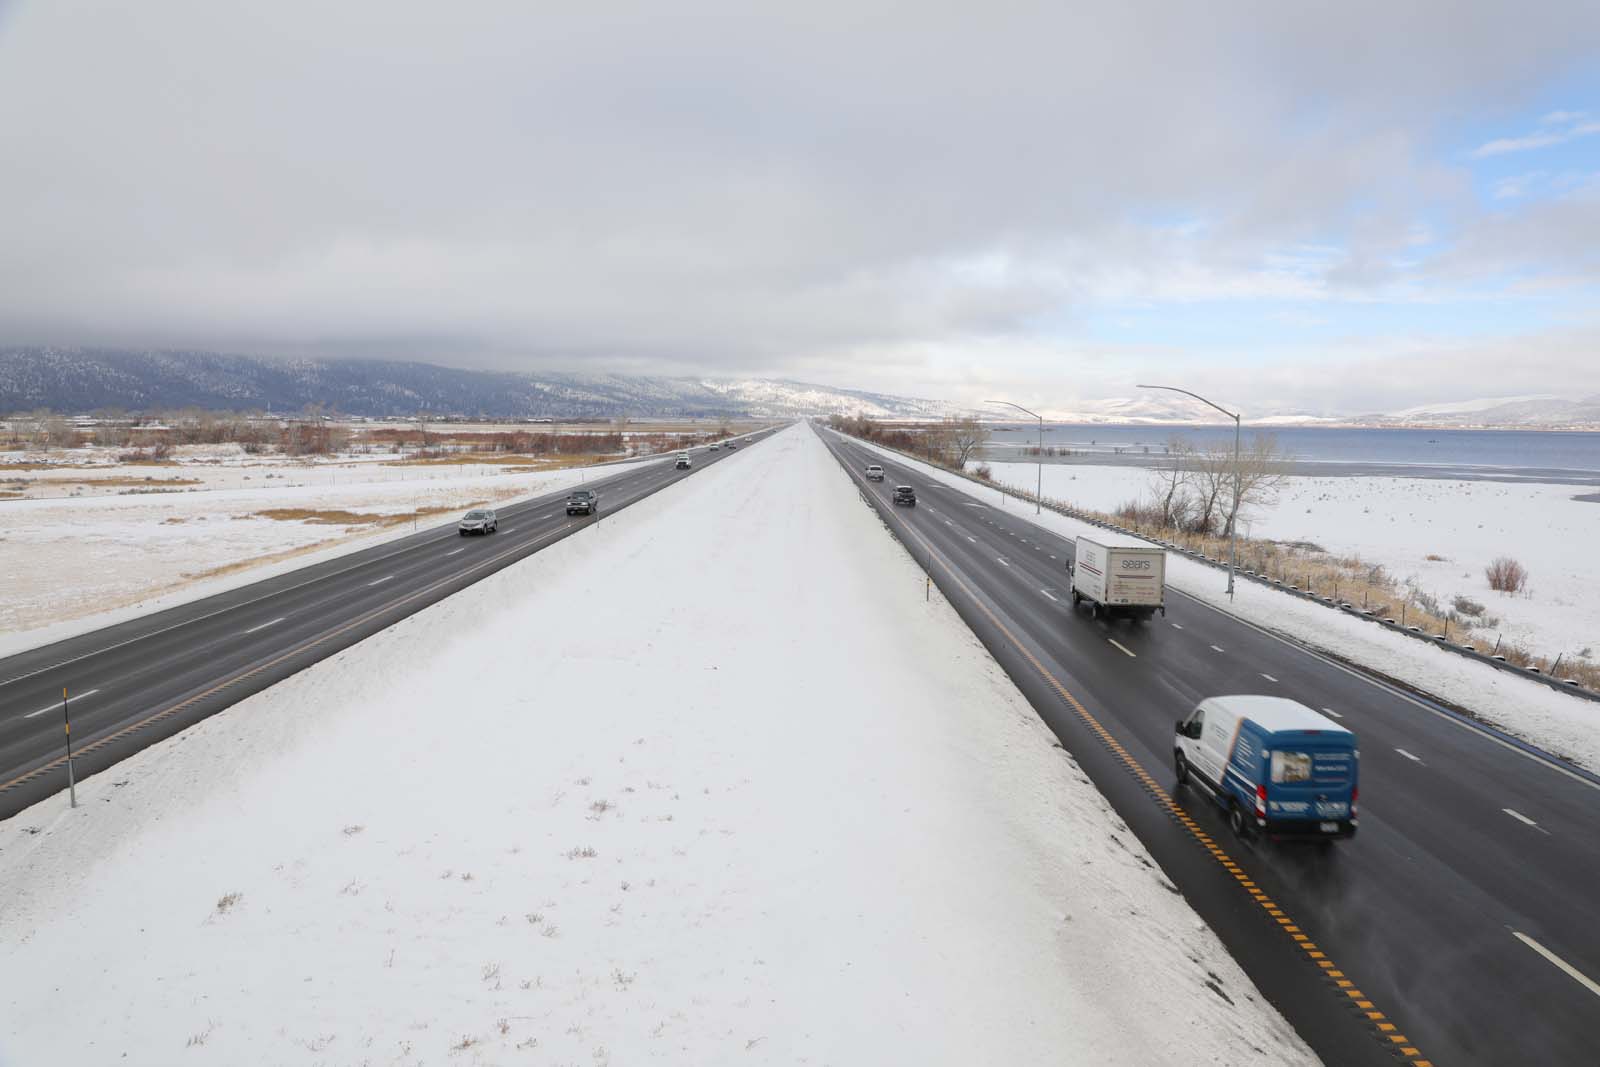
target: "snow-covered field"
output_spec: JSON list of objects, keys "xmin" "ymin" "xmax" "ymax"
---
[
  {"xmin": 0, "ymin": 423, "xmax": 1311, "ymax": 1066},
  {"xmin": 849, "ymin": 440, "xmax": 1600, "ymax": 774},
  {"xmin": 981, "ymin": 460, "xmax": 1600, "ymax": 663},
  {"xmin": 0, "ymin": 458, "xmax": 647, "ymax": 653}
]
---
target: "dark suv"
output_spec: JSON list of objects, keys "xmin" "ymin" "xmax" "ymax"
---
[
  {"xmin": 892, "ymin": 485, "xmax": 916, "ymax": 507},
  {"xmin": 566, "ymin": 489, "xmax": 599, "ymax": 516}
]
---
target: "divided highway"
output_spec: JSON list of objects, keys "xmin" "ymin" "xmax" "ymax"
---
[
  {"xmin": 821, "ymin": 426, "xmax": 1600, "ymax": 1067},
  {"xmin": 0, "ymin": 430, "xmax": 780, "ymax": 819}
]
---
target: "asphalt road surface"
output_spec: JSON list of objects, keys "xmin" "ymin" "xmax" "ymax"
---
[
  {"xmin": 0, "ymin": 430, "xmax": 779, "ymax": 819},
  {"xmin": 821, "ymin": 425, "xmax": 1600, "ymax": 1067}
]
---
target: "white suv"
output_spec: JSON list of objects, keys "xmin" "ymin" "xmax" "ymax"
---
[{"xmin": 865, "ymin": 464, "xmax": 885, "ymax": 481}]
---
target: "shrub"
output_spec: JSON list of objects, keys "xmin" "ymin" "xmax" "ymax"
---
[
  {"xmin": 1485, "ymin": 557, "xmax": 1528, "ymax": 593},
  {"xmin": 972, "ymin": 464, "xmax": 993, "ymax": 481},
  {"xmin": 1451, "ymin": 595, "xmax": 1486, "ymax": 618}
]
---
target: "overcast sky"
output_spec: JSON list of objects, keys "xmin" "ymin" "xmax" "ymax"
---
[{"xmin": 2, "ymin": 1, "xmax": 1598, "ymax": 415}]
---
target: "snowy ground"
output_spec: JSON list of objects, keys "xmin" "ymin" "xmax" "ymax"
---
[
  {"xmin": 0, "ymin": 423, "xmax": 1312, "ymax": 1066},
  {"xmin": 0, "ymin": 457, "xmax": 653, "ymax": 653},
  {"xmin": 978, "ymin": 460, "xmax": 1600, "ymax": 662},
  {"xmin": 848, "ymin": 440, "xmax": 1600, "ymax": 774}
]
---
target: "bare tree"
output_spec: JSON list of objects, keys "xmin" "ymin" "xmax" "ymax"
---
[
  {"xmin": 945, "ymin": 417, "xmax": 989, "ymax": 468},
  {"xmin": 1187, "ymin": 441, "xmax": 1234, "ymax": 533},
  {"xmin": 1147, "ymin": 435, "xmax": 1193, "ymax": 528},
  {"xmin": 1221, "ymin": 433, "xmax": 1288, "ymax": 537}
]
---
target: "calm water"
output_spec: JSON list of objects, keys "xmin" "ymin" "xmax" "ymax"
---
[{"xmin": 979, "ymin": 424, "xmax": 1600, "ymax": 484}]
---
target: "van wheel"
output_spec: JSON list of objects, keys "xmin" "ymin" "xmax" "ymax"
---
[
  {"xmin": 1174, "ymin": 752, "xmax": 1190, "ymax": 787},
  {"xmin": 1228, "ymin": 802, "xmax": 1251, "ymax": 839}
]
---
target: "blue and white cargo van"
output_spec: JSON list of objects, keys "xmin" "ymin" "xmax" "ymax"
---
[{"xmin": 1174, "ymin": 696, "xmax": 1358, "ymax": 842}]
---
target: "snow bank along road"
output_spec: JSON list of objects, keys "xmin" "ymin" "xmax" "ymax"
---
[
  {"xmin": 0, "ymin": 431, "xmax": 780, "ymax": 819},
  {"xmin": 821, "ymin": 427, "xmax": 1600, "ymax": 1067},
  {"xmin": 0, "ymin": 422, "xmax": 1312, "ymax": 1065}
]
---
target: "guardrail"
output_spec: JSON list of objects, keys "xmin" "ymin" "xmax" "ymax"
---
[{"xmin": 832, "ymin": 429, "xmax": 1600, "ymax": 704}]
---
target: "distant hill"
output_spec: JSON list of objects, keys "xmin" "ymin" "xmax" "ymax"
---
[{"xmin": 0, "ymin": 347, "xmax": 971, "ymax": 420}]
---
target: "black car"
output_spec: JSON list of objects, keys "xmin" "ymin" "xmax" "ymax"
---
[
  {"xmin": 566, "ymin": 489, "xmax": 599, "ymax": 516},
  {"xmin": 726, "ymin": 442, "xmax": 739, "ymax": 450},
  {"xmin": 892, "ymin": 485, "xmax": 916, "ymax": 506}
]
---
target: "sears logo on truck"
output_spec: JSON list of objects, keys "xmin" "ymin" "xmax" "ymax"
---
[{"xmin": 1174, "ymin": 695, "xmax": 1358, "ymax": 844}]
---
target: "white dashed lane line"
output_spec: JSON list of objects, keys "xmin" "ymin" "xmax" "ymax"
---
[
  {"xmin": 967, "ymin": 536, "xmax": 977, "ymax": 543},
  {"xmin": 1171, "ymin": 622, "xmax": 1184, "ymax": 630},
  {"xmin": 1261, "ymin": 673, "xmax": 1279, "ymax": 683},
  {"xmin": 997, "ymin": 558, "xmax": 1011, "ymax": 567},
  {"xmin": 1040, "ymin": 589, "xmax": 1058, "ymax": 602},
  {"xmin": 446, "ymin": 547, "xmax": 467, "ymax": 556},
  {"xmin": 1502, "ymin": 808, "xmax": 1550, "ymax": 834},
  {"xmin": 1395, "ymin": 748, "xmax": 1424, "ymax": 763},
  {"xmin": 367, "ymin": 575, "xmax": 395, "ymax": 587},
  {"xmin": 1513, "ymin": 932, "xmax": 1600, "ymax": 998},
  {"xmin": 23, "ymin": 688, "xmax": 101, "ymax": 719},
  {"xmin": 1322, "ymin": 707, "xmax": 1343, "ymax": 719},
  {"xmin": 1108, "ymin": 638, "xmax": 1137, "ymax": 658},
  {"xmin": 1210, "ymin": 644, "xmax": 1226, "ymax": 653},
  {"xmin": 243, "ymin": 617, "xmax": 286, "ymax": 636}
]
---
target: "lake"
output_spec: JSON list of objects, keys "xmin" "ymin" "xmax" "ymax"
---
[{"xmin": 977, "ymin": 424, "xmax": 1600, "ymax": 484}]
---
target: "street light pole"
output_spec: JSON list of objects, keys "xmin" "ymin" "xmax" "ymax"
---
[
  {"xmin": 1137, "ymin": 384, "xmax": 1242, "ymax": 601},
  {"xmin": 985, "ymin": 401, "xmax": 1043, "ymax": 515}
]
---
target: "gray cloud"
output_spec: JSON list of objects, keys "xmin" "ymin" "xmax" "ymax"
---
[{"xmin": 1, "ymin": 0, "xmax": 1598, "ymax": 409}]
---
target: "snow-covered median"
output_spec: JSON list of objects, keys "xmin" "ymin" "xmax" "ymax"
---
[
  {"xmin": 853, "ymin": 436, "xmax": 1600, "ymax": 774},
  {"xmin": 0, "ymin": 423, "xmax": 1311, "ymax": 1066}
]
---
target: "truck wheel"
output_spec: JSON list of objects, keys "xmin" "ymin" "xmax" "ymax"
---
[
  {"xmin": 1229, "ymin": 802, "xmax": 1251, "ymax": 839},
  {"xmin": 1175, "ymin": 752, "xmax": 1190, "ymax": 787}
]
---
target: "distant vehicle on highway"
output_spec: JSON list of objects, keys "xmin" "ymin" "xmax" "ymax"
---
[
  {"xmin": 865, "ymin": 464, "xmax": 884, "ymax": 481},
  {"xmin": 726, "ymin": 442, "xmax": 738, "ymax": 450},
  {"xmin": 458, "ymin": 508, "xmax": 498, "ymax": 536},
  {"xmin": 675, "ymin": 452, "xmax": 692, "ymax": 469},
  {"xmin": 1175, "ymin": 696, "xmax": 1358, "ymax": 843},
  {"xmin": 892, "ymin": 485, "xmax": 916, "ymax": 506},
  {"xmin": 1069, "ymin": 535, "xmax": 1165, "ymax": 620},
  {"xmin": 565, "ymin": 490, "xmax": 599, "ymax": 516},
  {"xmin": 709, "ymin": 443, "xmax": 721, "ymax": 451}
]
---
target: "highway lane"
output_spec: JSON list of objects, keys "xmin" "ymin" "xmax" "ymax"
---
[
  {"xmin": 0, "ymin": 430, "xmax": 781, "ymax": 818},
  {"xmin": 821, "ymin": 426, "xmax": 1600, "ymax": 1067}
]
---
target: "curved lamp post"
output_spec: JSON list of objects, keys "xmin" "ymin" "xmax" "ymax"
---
[
  {"xmin": 985, "ymin": 400, "xmax": 1043, "ymax": 515},
  {"xmin": 1137, "ymin": 384, "xmax": 1241, "ymax": 601}
]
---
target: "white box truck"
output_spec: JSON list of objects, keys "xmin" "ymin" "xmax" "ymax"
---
[{"xmin": 1070, "ymin": 534, "xmax": 1166, "ymax": 621}]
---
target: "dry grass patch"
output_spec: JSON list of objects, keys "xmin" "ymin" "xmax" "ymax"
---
[{"xmin": 253, "ymin": 503, "xmax": 482, "ymax": 526}]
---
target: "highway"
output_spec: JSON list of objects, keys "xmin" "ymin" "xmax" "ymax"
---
[
  {"xmin": 820, "ymin": 426, "xmax": 1600, "ymax": 1067},
  {"xmin": 0, "ymin": 429, "xmax": 780, "ymax": 819}
]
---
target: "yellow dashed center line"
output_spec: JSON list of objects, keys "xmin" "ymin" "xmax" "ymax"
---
[{"xmin": 878, "ymin": 510, "xmax": 1431, "ymax": 1065}]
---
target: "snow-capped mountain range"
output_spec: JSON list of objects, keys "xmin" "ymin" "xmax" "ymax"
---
[
  {"xmin": 3, "ymin": 348, "xmax": 1596, "ymax": 428},
  {"xmin": 0, "ymin": 348, "xmax": 973, "ymax": 420}
]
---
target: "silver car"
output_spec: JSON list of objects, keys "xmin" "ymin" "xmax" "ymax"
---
[{"xmin": 457, "ymin": 508, "xmax": 498, "ymax": 536}]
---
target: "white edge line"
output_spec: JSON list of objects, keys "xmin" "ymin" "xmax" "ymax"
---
[
  {"xmin": 1512, "ymin": 931, "xmax": 1600, "ymax": 999},
  {"xmin": 1108, "ymin": 638, "xmax": 1137, "ymax": 658},
  {"xmin": 855, "ymin": 434, "xmax": 1600, "ymax": 794},
  {"xmin": 1163, "ymin": 583, "xmax": 1600, "ymax": 793},
  {"xmin": 24, "ymin": 688, "xmax": 101, "ymax": 719}
]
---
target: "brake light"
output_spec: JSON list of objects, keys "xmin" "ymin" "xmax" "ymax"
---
[
  {"xmin": 1255, "ymin": 784, "xmax": 1267, "ymax": 818},
  {"xmin": 1351, "ymin": 786, "xmax": 1358, "ymax": 819}
]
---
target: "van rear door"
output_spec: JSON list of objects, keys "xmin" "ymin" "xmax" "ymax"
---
[{"xmin": 1266, "ymin": 734, "xmax": 1356, "ymax": 822}]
